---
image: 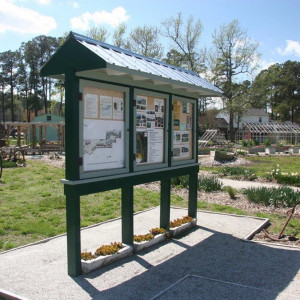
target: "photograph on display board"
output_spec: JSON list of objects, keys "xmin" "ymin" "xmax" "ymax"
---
[
  {"xmin": 136, "ymin": 131, "xmax": 148, "ymax": 163},
  {"xmin": 173, "ymin": 146, "xmax": 180, "ymax": 157},
  {"xmin": 113, "ymin": 97, "xmax": 124, "ymax": 120},
  {"xmin": 136, "ymin": 95, "xmax": 147, "ymax": 110}
]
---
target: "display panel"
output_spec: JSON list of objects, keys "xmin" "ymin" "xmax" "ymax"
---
[
  {"xmin": 83, "ymin": 86, "xmax": 125, "ymax": 172},
  {"xmin": 135, "ymin": 94, "xmax": 165, "ymax": 165},
  {"xmin": 172, "ymin": 99, "xmax": 194, "ymax": 161}
]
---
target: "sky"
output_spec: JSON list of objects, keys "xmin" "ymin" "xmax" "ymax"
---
[{"xmin": 0, "ymin": 0, "xmax": 300, "ymax": 74}]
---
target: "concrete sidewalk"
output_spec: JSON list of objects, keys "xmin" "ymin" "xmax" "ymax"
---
[{"xmin": 0, "ymin": 207, "xmax": 300, "ymax": 300}]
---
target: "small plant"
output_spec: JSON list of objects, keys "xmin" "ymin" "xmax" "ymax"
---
[
  {"xmin": 219, "ymin": 166, "xmax": 257, "ymax": 180},
  {"xmin": 264, "ymin": 138, "xmax": 271, "ymax": 147},
  {"xmin": 171, "ymin": 175, "xmax": 189, "ymax": 188},
  {"xmin": 149, "ymin": 227, "xmax": 166, "ymax": 236},
  {"xmin": 267, "ymin": 164, "xmax": 300, "ymax": 187},
  {"xmin": 241, "ymin": 139, "xmax": 248, "ymax": 147},
  {"xmin": 134, "ymin": 233, "xmax": 154, "ymax": 242},
  {"xmin": 81, "ymin": 252, "xmax": 96, "ymax": 261},
  {"xmin": 95, "ymin": 242, "xmax": 123, "ymax": 256},
  {"xmin": 236, "ymin": 150, "xmax": 247, "ymax": 156},
  {"xmin": 170, "ymin": 216, "xmax": 193, "ymax": 228},
  {"xmin": 223, "ymin": 186, "xmax": 237, "ymax": 199},
  {"xmin": 198, "ymin": 175, "xmax": 223, "ymax": 192},
  {"xmin": 243, "ymin": 186, "xmax": 300, "ymax": 208}
]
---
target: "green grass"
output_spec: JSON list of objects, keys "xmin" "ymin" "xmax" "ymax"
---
[
  {"xmin": 0, "ymin": 160, "xmax": 186, "ymax": 251},
  {"xmin": 200, "ymin": 155, "xmax": 300, "ymax": 179},
  {"xmin": 0, "ymin": 160, "xmax": 299, "ymax": 251}
]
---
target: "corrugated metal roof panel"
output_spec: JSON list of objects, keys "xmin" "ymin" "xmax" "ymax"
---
[{"xmin": 73, "ymin": 32, "xmax": 222, "ymax": 95}]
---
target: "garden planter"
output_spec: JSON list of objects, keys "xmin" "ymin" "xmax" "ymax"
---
[
  {"xmin": 289, "ymin": 147, "xmax": 299, "ymax": 154},
  {"xmin": 81, "ymin": 244, "xmax": 133, "ymax": 274},
  {"xmin": 265, "ymin": 147, "xmax": 276, "ymax": 155},
  {"xmin": 169, "ymin": 218, "xmax": 196, "ymax": 237},
  {"xmin": 133, "ymin": 233, "xmax": 167, "ymax": 253}
]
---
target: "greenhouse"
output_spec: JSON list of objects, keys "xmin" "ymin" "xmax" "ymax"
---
[{"xmin": 236, "ymin": 121, "xmax": 300, "ymax": 145}]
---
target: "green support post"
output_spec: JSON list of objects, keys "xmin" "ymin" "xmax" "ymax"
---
[
  {"xmin": 188, "ymin": 171, "xmax": 198, "ymax": 219},
  {"xmin": 66, "ymin": 189, "xmax": 82, "ymax": 276},
  {"xmin": 122, "ymin": 185, "xmax": 134, "ymax": 245},
  {"xmin": 160, "ymin": 178, "xmax": 171, "ymax": 230}
]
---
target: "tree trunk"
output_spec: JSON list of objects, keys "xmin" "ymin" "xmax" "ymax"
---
[
  {"xmin": 229, "ymin": 110, "xmax": 235, "ymax": 142},
  {"xmin": 1, "ymin": 87, "xmax": 5, "ymax": 122}
]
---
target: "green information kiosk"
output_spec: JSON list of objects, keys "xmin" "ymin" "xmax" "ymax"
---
[{"xmin": 41, "ymin": 32, "xmax": 222, "ymax": 276}]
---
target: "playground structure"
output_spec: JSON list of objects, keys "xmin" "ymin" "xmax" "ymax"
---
[
  {"xmin": 0, "ymin": 121, "xmax": 65, "ymax": 153},
  {"xmin": 235, "ymin": 121, "xmax": 300, "ymax": 145}
]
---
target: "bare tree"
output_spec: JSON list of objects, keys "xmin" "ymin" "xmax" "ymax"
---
[
  {"xmin": 208, "ymin": 19, "xmax": 260, "ymax": 141},
  {"xmin": 162, "ymin": 12, "xmax": 205, "ymax": 73}
]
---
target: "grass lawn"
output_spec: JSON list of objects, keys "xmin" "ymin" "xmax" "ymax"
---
[
  {"xmin": 0, "ymin": 159, "xmax": 299, "ymax": 251},
  {"xmin": 0, "ymin": 160, "xmax": 185, "ymax": 251}
]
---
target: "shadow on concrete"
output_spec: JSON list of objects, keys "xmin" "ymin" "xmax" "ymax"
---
[{"xmin": 72, "ymin": 226, "xmax": 300, "ymax": 299}]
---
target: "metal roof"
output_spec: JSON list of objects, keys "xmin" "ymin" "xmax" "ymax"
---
[
  {"xmin": 241, "ymin": 121, "xmax": 300, "ymax": 133},
  {"xmin": 73, "ymin": 32, "xmax": 221, "ymax": 93},
  {"xmin": 75, "ymin": 32, "xmax": 223, "ymax": 96}
]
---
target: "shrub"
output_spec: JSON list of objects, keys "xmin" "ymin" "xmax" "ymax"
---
[
  {"xmin": 243, "ymin": 186, "xmax": 300, "ymax": 208},
  {"xmin": 223, "ymin": 186, "xmax": 237, "ymax": 199},
  {"xmin": 215, "ymin": 150, "xmax": 234, "ymax": 162},
  {"xmin": 170, "ymin": 216, "xmax": 193, "ymax": 228},
  {"xmin": 198, "ymin": 175, "xmax": 223, "ymax": 192},
  {"xmin": 171, "ymin": 175, "xmax": 189, "ymax": 188},
  {"xmin": 95, "ymin": 242, "xmax": 123, "ymax": 256},
  {"xmin": 219, "ymin": 166, "xmax": 257, "ymax": 180}
]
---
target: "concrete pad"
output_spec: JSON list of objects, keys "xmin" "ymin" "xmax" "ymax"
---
[{"xmin": 0, "ymin": 207, "xmax": 300, "ymax": 300}]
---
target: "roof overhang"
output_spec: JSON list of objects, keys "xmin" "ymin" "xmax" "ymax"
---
[{"xmin": 41, "ymin": 32, "xmax": 223, "ymax": 99}]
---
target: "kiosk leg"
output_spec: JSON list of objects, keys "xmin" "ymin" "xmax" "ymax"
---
[
  {"xmin": 122, "ymin": 185, "xmax": 134, "ymax": 245},
  {"xmin": 160, "ymin": 178, "xmax": 171, "ymax": 230},
  {"xmin": 188, "ymin": 171, "xmax": 198, "ymax": 219},
  {"xmin": 66, "ymin": 191, "xmax": 82, "ymax": 276}
]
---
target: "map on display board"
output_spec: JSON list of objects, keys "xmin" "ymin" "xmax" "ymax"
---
[{"xmin": 83, "ymin": 87, "xmax": 125, "ymax": 172}]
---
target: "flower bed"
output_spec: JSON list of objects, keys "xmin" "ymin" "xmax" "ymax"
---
[
  {"xmin": 81, "ymin": 242, "xmax": 133, "ymax": 274},
  {"xmin": 169, "ymin": 216, "xmax": 197, "ymax": 237},
  {"xmin": 133, "ymin": 228, "xmax": 167, "ymax": 253}
]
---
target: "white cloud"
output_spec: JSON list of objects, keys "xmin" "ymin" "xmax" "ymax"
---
[
  {"xmin": 0, "ymin": 0, "xmax": 56, "ymax": 34},
  {"xmin": 35, "ymin": 0, "xmax": 51, "ymax": 4},
  {"xmin": 277, "ymin": 40, "xmax": 300, "ymax": 57},
  {"xmin": 72, "ymin": 2, "xmax": 79, "ymax": 8},
  {"xmin": 70, "ymin": 6, "xmax": 129, "ymax": 30}
]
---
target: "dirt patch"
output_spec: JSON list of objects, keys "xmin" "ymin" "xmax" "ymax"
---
[
  {"xmin": 26, "ymin": 153, "xmax": 65, "ymax": 168},
  {"xmin": 198, "ymin": 155, "xmax": 252, "ymax": 167}
]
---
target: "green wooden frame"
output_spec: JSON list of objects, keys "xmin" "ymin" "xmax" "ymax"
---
[{"xmin": 63, "ymin": 74, "xmax": 199, "ymax": 276}]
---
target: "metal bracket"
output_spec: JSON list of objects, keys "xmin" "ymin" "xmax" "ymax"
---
[
  {"xmin": 78, "ymin": 93, "xmax": 83, "ymax": 101},
  {"xmin": 79, "ymin": 157, "xmax": 83, "ymax": 166}
]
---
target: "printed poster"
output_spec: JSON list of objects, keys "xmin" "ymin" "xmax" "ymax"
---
[
  {"xmin": 84, "ymin": 94, "xmax": 98, "ymax": 118},
  {"xmin": 100, "ymin": 96, "xmax": 113, "ymax": 119}
]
